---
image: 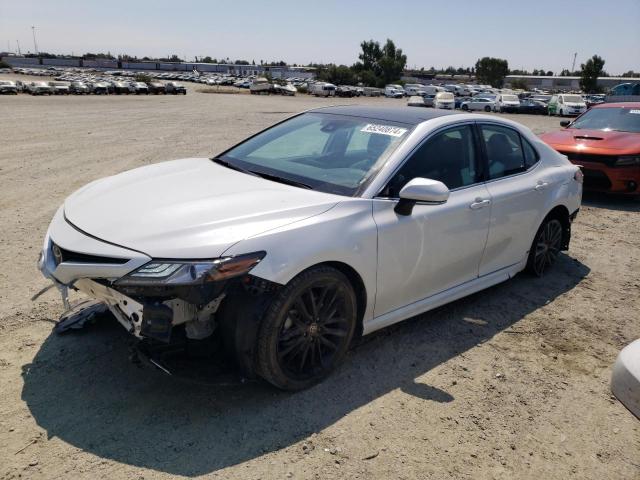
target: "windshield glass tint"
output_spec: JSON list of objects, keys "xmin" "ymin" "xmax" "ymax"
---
[
  {"xmin": 572, "ymin": 107, "xmax": 640, "ymax": 133},
  {"xmin": 219, "ymin": 112, "xmax": 411, "ymax": 196},
  {"xmin": 563, "ymin": 95, "xmax": 583, "ymax": 103}
]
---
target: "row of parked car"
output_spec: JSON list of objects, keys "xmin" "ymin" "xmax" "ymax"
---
[
  {"xmin": 0, "ymin": 78, "xmax": 186, "ymax": 95},
  {"xmin": 405, "ymin": 89, "xmax": 606, "ymax": 116}
]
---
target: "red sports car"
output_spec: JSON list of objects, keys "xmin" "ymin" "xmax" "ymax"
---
[{"xmin": 540, "ymin": 103, "xmax": 640, "ymax": 195}]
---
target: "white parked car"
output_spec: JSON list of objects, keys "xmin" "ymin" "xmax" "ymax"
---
[
  {"xmin": 434, "ymin": 92, "xmax": 455, "ymax": 110},
  {"xmin": 494, "ymin": 93, "xmax": 521, "ymax": 113},
  {"xmin": 548, "ymin": 94, "xmax": 587, "ymax": 116},
  {"xmin": 38, "ymin": 106, "xmax": 582, "ymax": 390},
  {"xmin": 460, "ymin": 97, "xmax": 496, "ymax": 112},
  {"xmin": 384, "ymin": 86, "xmax": 404, "ymax": 98}
]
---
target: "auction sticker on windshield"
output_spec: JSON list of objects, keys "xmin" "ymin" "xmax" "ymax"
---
[{"xmin": 361, "ymin": 124, "xmax": 408, "ymax": 137}]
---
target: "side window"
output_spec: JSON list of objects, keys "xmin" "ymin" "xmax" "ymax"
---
[
  {"xmin": 383, "ymin": 125, "xmax": 478, "ymax": 196},
  {"xmin": 480, "ymin": 124, "xmax": 526, "ymax": 179},
  {"xmin": 522, "ymin": 137, "xmax": 539, "ymax": 169}
]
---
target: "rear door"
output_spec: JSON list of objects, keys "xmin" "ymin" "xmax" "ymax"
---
[{"xmin": 476, "ymin": 122, "xmax": 552, "ymax": 275}]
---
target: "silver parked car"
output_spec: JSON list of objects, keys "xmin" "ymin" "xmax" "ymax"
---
[
  {"xmin": 27, "ymin": 81, "xmax": 53, "ymax": 95},
  {"xmin": 0, "ymin": 80, "xmax": 18, "ymax": 94}
]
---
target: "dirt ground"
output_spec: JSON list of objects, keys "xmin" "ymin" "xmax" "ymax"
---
[{"xmin": 0, "ymin": 77, "xmax": 639, "ymax": 480}]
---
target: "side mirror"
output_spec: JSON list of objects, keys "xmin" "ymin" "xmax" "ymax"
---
[
  {"xmin": 395, "ymin": 178, "xmax": 450, "ymax": 216},
  {"xmin": 560, "ymin": 120, "xmax": 571, "ymax": 127}
]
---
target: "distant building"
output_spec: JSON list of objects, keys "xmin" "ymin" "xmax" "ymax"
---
[
  {"xmin": 0, "ymin": 56, "xmax": 315, "ymax": 79},
  {"xmin": 504, "ymin": 75, "xmax": 640, "ymax": 91}
]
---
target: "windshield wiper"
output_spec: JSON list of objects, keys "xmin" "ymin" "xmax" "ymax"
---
[
  {"xmin": 211, "ymin": 157, "xmax": 258, "ymax": 176},
  {"xmin": 248, "ymin": 170, "xmax": 313, "ymax": 189}
]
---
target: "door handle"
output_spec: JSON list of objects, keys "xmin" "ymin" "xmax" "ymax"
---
[
  {"xmin": 534, "ymin": 182, "xmax": 549, "ymax": 191},
  {"xmin": 469, "ymin": 198, "xmax": 491, "ymax": 210}
]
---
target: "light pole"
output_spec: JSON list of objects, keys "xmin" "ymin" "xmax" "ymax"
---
[{"xmin": 31, "ymin": 26, "xmax": 38, "ymax": 55}]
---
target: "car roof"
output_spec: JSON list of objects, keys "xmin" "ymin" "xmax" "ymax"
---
[
  {"xmin": 309, "ymin": 105, "xmax": 459, "ymax": 126},
  {"xmin": 593, "ymin": 102, "xmax": 640, "ymax": 109}
]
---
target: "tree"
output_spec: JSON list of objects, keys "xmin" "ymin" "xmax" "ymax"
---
[
  {"xmin": 510, "ymin": 78, "xmax": 528, "ymax": 90},
  {"xmin": 317, "ymin": 64, "xmax": 356, "ymax": 85},
  {"xmin": 475, "ymin": 57, "xmax": 509, "ymax": 87},
  {"xmin": 353, "ymin": 38, "xmax": 406, "ymax": 87},
  {"xmin": 580, "ymin": 55, "xmax": 605, "ymax": 93}
]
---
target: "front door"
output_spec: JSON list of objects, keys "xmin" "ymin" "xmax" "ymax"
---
[{"xmin": 373, "ymin": 124, "xmax": 492, "ymax": 317}]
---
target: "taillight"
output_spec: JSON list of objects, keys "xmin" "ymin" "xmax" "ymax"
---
[{"xmin": 574, "ymin": 168, "xmax": 584, "ymax": 184}]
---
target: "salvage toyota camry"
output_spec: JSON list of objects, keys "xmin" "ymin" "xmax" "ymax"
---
[{"xmin": 38, "ymin": 106, "xmax": 582, "ymax": 390}]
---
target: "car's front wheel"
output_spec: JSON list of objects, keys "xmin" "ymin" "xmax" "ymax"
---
[
  {"xmin": 256, "ymin": 266, "xmax": 358, "ymax": 390},
  {"xmin": 526, "ymin": 217, "xmax": 563, "ymax": 276}
]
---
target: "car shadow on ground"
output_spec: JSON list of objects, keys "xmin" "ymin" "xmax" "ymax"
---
[
  {"xmin": 582, "ymin": 191, "xmax": 640, "ymax": 212},
  {"xmin": 22, "ymin": 255, "xmax": 589, "ymax": 476}
]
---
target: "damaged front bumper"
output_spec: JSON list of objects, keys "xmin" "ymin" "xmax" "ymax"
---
[{"xmin": 38, "ymin": 209, "xmax": 278, "ymax": 368}]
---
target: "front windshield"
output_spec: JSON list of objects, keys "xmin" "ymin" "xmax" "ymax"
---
[
  {"xmin": 571, "ymin": 107, "xmax": 640, "ymax": 133},
  {"xmin": 502, "ymin": 95, "xmax": 518, "ymax": 101},
  {"xmin": 219, "ymin": 112, "xmax": 411, "ymax": 196},
  {"xmin": 563, "ymin": 95, "xmax": 583, "ymax": 104}
]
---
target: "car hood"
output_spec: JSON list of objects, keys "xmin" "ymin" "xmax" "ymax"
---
[
  {"xmin": 540, "ymin": 128, "xmax": 640, "ymax": 152},
  {"xmin": 64, "ymin": 158, "xmax": 342, "ymax": 259}
]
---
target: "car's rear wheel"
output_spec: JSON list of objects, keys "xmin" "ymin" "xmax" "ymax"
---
[
  {"xmin": 484, "ymin": 105, "xmax": 491, "ymax": 112},
  {"xmin": 256, "ymin": 266, "xmax": 357, "ymax": 390},
  {"xmin": 462, "ymin": 104, "xmax": 468, "ymax": 111},
  {"xmin": 526, "ymin": 218, "xmax": 563, "ymax": 276}
]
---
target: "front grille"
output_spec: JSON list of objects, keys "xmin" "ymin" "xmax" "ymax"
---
[
  {"xmin": 582, "ymin": 169, "xmax": 612, "ymax": 190},
  {"xmin": 53, "ymin": 243, "xmax": 129, "ymax": 265},
  {"xmin": 559, "ymin": 151, "xmax": 618, "ymax": 167}
]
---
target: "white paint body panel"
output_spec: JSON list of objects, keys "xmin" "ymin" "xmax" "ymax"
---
[
  {"xmin": 63, "ymin": 158, "xmax": 343, "ymax": 259},
  {"xmin": 40, "ymin": 112, "xmax": 582, "ymax": 336}
]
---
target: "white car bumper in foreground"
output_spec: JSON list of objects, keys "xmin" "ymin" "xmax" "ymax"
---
[{"xmin": 611, "ymin": 339, "xmax": 640, "ymax": 419}]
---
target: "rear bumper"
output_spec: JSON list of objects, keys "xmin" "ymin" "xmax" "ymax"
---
[{"xmin": 573, "ymin": 161, "xmax": 640, "ymax": 194}]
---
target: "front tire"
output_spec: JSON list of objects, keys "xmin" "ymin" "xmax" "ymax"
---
[
  {"xmin": 256, "ymin": 266, "xmax": 358, "ymax": 391},
  {"xmin": 526, "ymin": 218, "xmax": 563, "ymax": 276},
  {"xmin": 484, "ymin": 105, "xmax": 491, "ymax": 112}
]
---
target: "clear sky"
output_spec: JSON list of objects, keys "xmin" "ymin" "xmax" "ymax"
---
[{"xmin": 2, "ymin": 0, "xmax": 639, "ymax": 75}]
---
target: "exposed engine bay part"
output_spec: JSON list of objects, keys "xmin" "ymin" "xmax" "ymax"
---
[{"xmin": 73, "ymin": 278, "xmax": 228, "ymax": 343}]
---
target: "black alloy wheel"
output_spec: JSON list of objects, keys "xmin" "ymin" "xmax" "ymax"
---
[
  {"xmin": 256, "ymin": 266, "xmax": 357, "ymax": 390},
  {"xmin": 527, "ymin": 218, "xmax": 563, "ymax": 276}
]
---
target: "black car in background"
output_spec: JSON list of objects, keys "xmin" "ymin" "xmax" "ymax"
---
[
  {"xmin": 335, "ymin": 85, "xmax": 356, "ymax": 97},
  {"xmin": 70, "ymin": 81, "xmax": 90, "ymax": 94},
  {"xmin": 165, "ymin": 82, "xmax": 186, "ymax": 95},
  {"xmin": 518, "ymin": 99, "xmax": 548, "ymax": 115},
  {"xmin": 147, "ymin": 81, "xmax": 166, "ymax": 94}
]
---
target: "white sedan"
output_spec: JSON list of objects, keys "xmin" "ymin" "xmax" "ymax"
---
[
  {"xmin": 461, "ymin": 97, "xmax": 496, "ymax": 112},
  {"xmin": 38, "ymin": 106, "xmax": 582, "ymax": 390}
]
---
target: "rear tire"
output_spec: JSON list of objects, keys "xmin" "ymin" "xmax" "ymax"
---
[
  {"xmin": 462, "ymin": 104, "xmax": 468, "ymax": 111},
  {"xmin": 484, "ymin": 105, "xmax": 491, "ymax": 112},
  {"xmin": 256, "ymin": 266, "xmax": 358, "ymax": 391},
  {"xmin": 526, "ymin": 218, "xmax": 563, "ymax": 276}
]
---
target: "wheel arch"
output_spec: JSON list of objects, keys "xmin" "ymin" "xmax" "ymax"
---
[
  {"xmin": 542, "ymin": 204, "xmax": 571, "ymax": 250},
  {"xmin": 317, "ymin": 261, "xmax": 368, "ymax": 338}
]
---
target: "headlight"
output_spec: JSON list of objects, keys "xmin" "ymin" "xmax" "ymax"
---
[
  {"xmin": 115, "ymin": 251, "xmax": 265, "ymax": 286},
  {"xmin": 615, "ymin": 155, "xmax": 640, "ymax": 167}
]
